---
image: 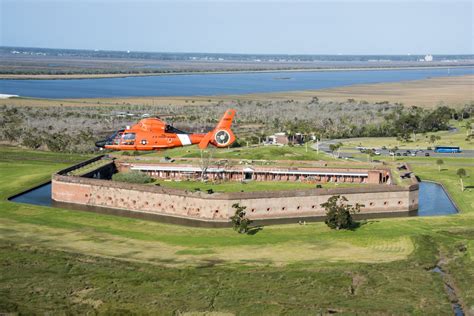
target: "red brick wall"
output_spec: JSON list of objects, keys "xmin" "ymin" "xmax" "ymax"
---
[{"xmin": 52, "ymin": 175, "xmax": 418, "ymax": 222}]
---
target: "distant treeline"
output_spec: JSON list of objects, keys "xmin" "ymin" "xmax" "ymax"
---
[
  {"xmin": 0, "ymin": 67, "xmax": 339, "ymax": 76},
  {"xmin": 2, "ymin": 46, "xmax": 473, "ymax": 76},
  {"xmin": 282, "ymin": 105, "xmax": 472, "ymax": 140},
  {"xmin": 0, "ymin": 100, "xmax": 472, "ymax": 153},
  {"xmin": 3, "ymin": 65, "xmax": 464, "ymax": 76},
  {"xmin": 2, "ymin": 46, "xmax": 473, "ymax": 62}
]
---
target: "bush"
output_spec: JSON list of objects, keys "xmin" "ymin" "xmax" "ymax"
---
[
  {"xmin": 112, "ymin": 171, "xmax": 153, "ymax": 184},
  {"xmin": 44, "ymin": 132, "xmax": 72, "ymax": 152},
  {"xmin": 21, "ymin": 130, "xmax": 43, "ymax": 149}
]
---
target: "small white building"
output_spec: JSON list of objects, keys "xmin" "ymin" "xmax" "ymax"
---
[
  {"xmin": 265, "ymin": 132, "xmax": 289, "ymax": 146},
  {"xmin": 265, "ymin": 132, "xmax": 305, "ymax": 146}
]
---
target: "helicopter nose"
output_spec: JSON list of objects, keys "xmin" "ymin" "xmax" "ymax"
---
[{"xmin": 95, "ymin": 140, "xmax": 106, "ymax": 148}]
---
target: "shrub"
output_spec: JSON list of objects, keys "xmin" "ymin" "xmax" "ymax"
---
[
  {"xmin": 21, "ymin": 130, "xmax": 43, "ymax": 149},
  {"xmin": 112, "ymin": 171, "xmax": 153, "ymax": 184}
]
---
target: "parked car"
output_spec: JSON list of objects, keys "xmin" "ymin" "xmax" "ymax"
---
[
  {"xmin": 425, "ymin": 152, "xmax": 430, "ymax": 157},
  {"xmin": 402, "ymin": 152, "xmax": 408, "ymax": 156},
  {"xmin": 396, "ymin": 152, "xmax": 401, "ymax": 156}
]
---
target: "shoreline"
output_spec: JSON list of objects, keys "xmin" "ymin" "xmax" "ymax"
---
[
  {"xmin": 0, "ymin": 64, "xmax": 473, "ymax": 80},
  {"xmin": 1, "ymin": 74, "xmax": 472, "ymax": 108}
]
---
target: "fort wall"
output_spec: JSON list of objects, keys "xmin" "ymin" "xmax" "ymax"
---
[{"xmin": 52, "ymin": 174, "xmax": 418, "ymax": 223}]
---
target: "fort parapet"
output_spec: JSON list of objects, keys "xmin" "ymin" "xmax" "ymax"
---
[
  {"xmin": 51, "ymin": 157, "xmax": 419, "ymax": 225},
  {"xmin": 119, "ymin": 162, "xmax": 391, "ymax": 184}
]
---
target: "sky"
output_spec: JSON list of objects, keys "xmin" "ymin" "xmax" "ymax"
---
[{"xmin": 1, "ymin": 0, "xmax": 473, "ymax": 55}]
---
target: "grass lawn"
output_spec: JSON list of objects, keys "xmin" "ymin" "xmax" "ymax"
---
[
  {"xmin": 381, "ymin": 156, "xmax": 474, "ymax": 212},
  {"xmin": 67, "ymin": 158, "xmax": 113, "ymax": 176},
  {"xmin": 114, "ymin": 144, "xmax": 381, "ymax": 171},
  {"xmin": 154, "ymin": 179, "xmax": 316, "ymax": 192},
  {"xmin": 1, "ymin": 146, "xmax": 474, "ymax": 314},
  {"xmin": 340, "ymin": 120, "xmax": 474, "ymax": 150},
  {"xmin": 150, "ymin": 179, "xmax": 363, "ymax": 193},
  {"xmin": 120, "ymin": 143, "xmax": 332, "ymax": 161}
]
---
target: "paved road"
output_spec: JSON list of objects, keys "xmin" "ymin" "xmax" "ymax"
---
[{"xmin": 313, "ymin": 139, "xmax": 474, "ymax": 160}]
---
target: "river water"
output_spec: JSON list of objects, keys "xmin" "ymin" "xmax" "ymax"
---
[
  {"xmin": 1, "ymin": 67, "xmax": 472, "ymax": 99},
  {"xmin": 417, "ymin": 181, "xmax": 458, "ymax": 216}
]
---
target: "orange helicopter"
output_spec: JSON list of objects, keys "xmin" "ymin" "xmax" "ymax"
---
[{"xmin": 95, "ymin": 109, "xmax": 236, "ymax": 151}]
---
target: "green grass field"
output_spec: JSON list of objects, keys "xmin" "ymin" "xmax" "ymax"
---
[
  {"xmin": 340, "ymin": 120, "xmax": 473, "ymax": 150},
  {"xmin": 1, "ymin": 145, "xmax": 474, "ymax": 314},
  {"xmin": 151, "ymin": 179, "xmax": 363, "ymax": 193},
  {"xmin": 115, "ymin": 144, "xmax": 379, "ymax": 172},
  {"xmin": 153, "ymin": 179, "xmax": 316, "ymax": 192},
  {"xmin": 122, "ymin": 143, "xmax": 331, "ymax": 161}
]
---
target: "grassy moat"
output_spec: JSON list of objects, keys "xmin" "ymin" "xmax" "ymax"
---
[
  {"xmin": 1, "ymin": 144, "xmax": 473, "ymax": 314},
  {"xmin": 150, "ymin": 179, "xmax": 362, "ymax": 193}
]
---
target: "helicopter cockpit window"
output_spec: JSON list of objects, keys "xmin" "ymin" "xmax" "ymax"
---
[
  {"xmin": 123, "ymin": 133, "xmax": 136, "ymax": 140},
  {"xmin": 109, "ymin": 130, "xmax": 124, "ymax": 145},
  {"xmin": 122, "ymin": 133, "xmax": 136, "ymax": 145},
  {"xmin": 113, "ymin": 132, "xmax": 123, "ymax": 145},
  {"xmin": 165, "ymin": 125, "xmax": 187, "ymax": 134}
]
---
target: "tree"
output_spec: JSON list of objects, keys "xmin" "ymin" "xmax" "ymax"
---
[
  {"xmin": 199, "ymin": 148, "xmax": 214, "ymax": 181},
  {"xmin": 388, "ymin": 146, "xmax": 398, "ymax": 161},
  {"xmin": 230, "ymin": 203, "xmax": 252, "ymax": 234},
  {"xmin": 310, "ymin": 96, "xmax": 319, "ymax": 104},
  {"xmin": 395, "ymin": 134, "xmax": 403, "ymax": 146},
  {"xmin": 329, "ymin": 142, "xmax": 343, "ymax": 158},
  {"xmin": 397, "ymin": 132, "xmax": 411, "ymax": 143},
  {"xmin": 456, "ymin": 168, "xmax": 467, "ymax": 192},
  {"xmin": 429, "ymin": 134, "xmax": 441, "ymax": 146},
  {"xmin": 436, "ymin": 159, "xmax": 444, "ymax": 172},
  {"xmin": 365, "ymin": 148, "xmax": 376, "ymax": 162},
  {"xmin": 465, "ymin": 120, "xmax": 472, "ymax": 136},
  {"xmin": 320, "ymin": 195, "xmax": 363, "ymax": 230}
]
